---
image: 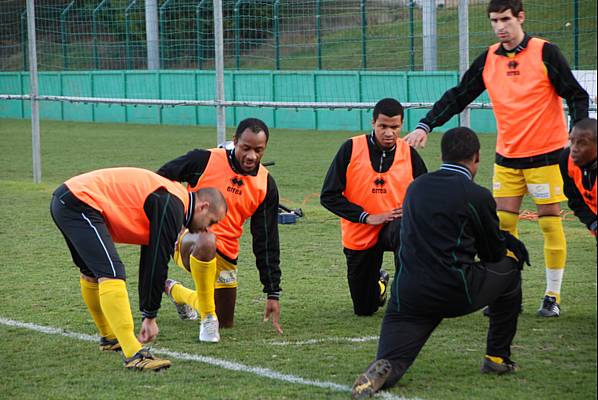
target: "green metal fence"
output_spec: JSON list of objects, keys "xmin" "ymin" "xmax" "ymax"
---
[
  {"xmin": 1, "ymin": 1, "xmax": 595, "ymax": 72},
  {"xmin": 0, "ymin": 69, "xmax": 498, "ymax": 132}
]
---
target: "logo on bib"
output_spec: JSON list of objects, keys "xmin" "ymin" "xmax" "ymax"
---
[
  {"xmin": 506, "ymin": 60, "xmax": 520, "ymax": 76},
  {"xmin": 372, "ymin": 177, "xmax": 387, "ymax": 194},
  {"xmin": 227, "ymin": 176, "xmax": 243, "ymax": 195}
]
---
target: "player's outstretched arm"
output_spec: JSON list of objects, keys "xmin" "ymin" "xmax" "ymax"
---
[{"xmin": 403, "ymin": 128, "xmax": 429, "ymax": 149}]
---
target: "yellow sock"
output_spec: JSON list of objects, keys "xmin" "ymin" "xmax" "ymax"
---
[
  {"xmin": 171, "ymin": 256, "xmax": 217, "ymax": 319},
  {"xmin": 190, "ymin": 255, "xmax": 217, "ymax": 318},
  {"xmin": 498, "ymin": 210, "xmax": 520, "ymax": 259},
  {"xmin": 546, "ymin": 290, "xmax": 562, "ymax": 304},
  {"xmin": 485, "ymin": 355, "xmax": 504, "ymax": 364},
  {"xmin": 539, "ymin": 216, "xmax": 566, "ymax": 303},
  {"xmin": 378, "ymin": 280, "xmax": 385, "ymax": 296},
  {"xmin": 80, "ymin": 278, "xmax": 115, "ymax": 340},
  {"xmin": 538, "ymin": 216, "xmax": 567, "ymax": 268},
  {"xmin": 98, "ymin": 279, "xmax": 142, "ymax": 358},
  {"xmin": 497, "ymin": 210, "xmax": 519, "ymax": 238}
]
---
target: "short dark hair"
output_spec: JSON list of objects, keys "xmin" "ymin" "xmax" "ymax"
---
[
  {"xmin": 441, "ymin": 127, "xmax": 481, "ymax": 163},
  {"xmin": 487, "ymin": 0, "xmax": 524, "ymax": 16},
  {"xmin": 373, "ymin": 98, "xmax": 404, "ymax": 121},
  {"xmin": 572, "ymin": 118, "xmax": 597, "ymax": 142},
  {"xmin": 196, "ymin": 187, "xmax": 228, "ymax": 214},
  {"xmin": 235, "ymin": 118, "xmax": 269, "ymax": 142}
]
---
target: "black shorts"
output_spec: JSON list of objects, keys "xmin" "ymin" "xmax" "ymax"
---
[{"xmin": 50, "ymin": 184, "xmax": 126, "ymax": 280}]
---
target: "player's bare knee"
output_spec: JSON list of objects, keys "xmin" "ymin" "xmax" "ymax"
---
[
  {"xmin": 191, "ymin": 231, "xmax": 217, "ymax": 261},
  {"xmin": 537, "ymin": 202, "xmax": 561, "ymax": 217}
]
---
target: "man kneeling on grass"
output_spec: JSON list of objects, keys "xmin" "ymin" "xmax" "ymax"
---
[
  {"xmin": 163, "ymin": 227, "xmax": 224, "ymax": 343},
  {"xmin": 352, "ymin": 127, "xmax": 530, "ymax": 399},
  {"xmin": 50, "ymin": 167, "xmax": 226, "ymax": 371}
]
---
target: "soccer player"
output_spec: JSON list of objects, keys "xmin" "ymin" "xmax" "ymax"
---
[
  {"xmin": 50, "ymin": 167, "xmax": 226, "ymax": 371},
  {"xmin": 404, "ymin": 0, "xmax": 589, "ymax": 317},
  {"xmin": 157, "ymin": 118, "xmax": 283, "ymax": 334},
  {"xmin": 559, "ymin": 118, "xmax": 597, "ymax": 237},
  {"xmin": 351, "ymin": 127, "xmax": 529, "ymax": 399},
  {"xmin": 320, "ymin": 98, "xmax": 427, "ymax": 316}
]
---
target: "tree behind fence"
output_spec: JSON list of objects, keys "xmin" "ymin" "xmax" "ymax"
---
[{"xmin": 1, "ymin": 0, "xmax": 595, "ymax": 72}]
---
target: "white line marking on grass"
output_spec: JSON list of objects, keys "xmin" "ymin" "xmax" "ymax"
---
[
  {"xmin": 0, "ymin": 317, "xmax": 98, "ymax": 342},
  {"xmin": 0, "ymin": 317, "xmax": 417, "ymax": 400},
  {"xmin": 270, "ymin": 335, "xmax": 379, "ymax": 346}
]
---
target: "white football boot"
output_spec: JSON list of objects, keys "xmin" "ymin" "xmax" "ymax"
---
[{"xmin": 199, "ymin": 314, "xmax": 220, "ymax": 343}]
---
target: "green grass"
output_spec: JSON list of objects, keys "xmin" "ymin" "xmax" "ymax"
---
[{"xmin": 0, "ymin": 119, "xmax": 596, "ymax": 399}]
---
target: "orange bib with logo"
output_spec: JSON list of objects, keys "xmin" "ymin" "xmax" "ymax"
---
[
  {"xmin": 483, "ymin": 38, "xmax": 568, "ymax": 158},
  {"xmin": 190, "ymin": 149, "xmax": 268, "ymax": 259},
  {"xmin": 341, "ymin": 135, "xmax": 412, "ymax": 250},
  {"xmin": 568, "ymin": 155, "xmax": 597, "ymax": 214},
  {"xmin": 66, "ymin": 167, "xmax": 189, "ymax": 245}
]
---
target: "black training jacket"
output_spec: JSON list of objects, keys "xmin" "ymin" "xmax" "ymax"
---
[{"xmin": 396, "ymin": 163, "xmax": 508, "ymax": 313}]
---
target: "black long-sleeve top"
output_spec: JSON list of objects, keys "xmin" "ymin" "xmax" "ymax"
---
[
  {"xmin": 396, "ymin": 163, "xmax": 508, "ymax": 312},
  {"xmin": 157, "ymin": 148, "xmax": 282, "ymax": 296},
  {"xmin": 416, "ymin": 34, "xmax": 589, "ymax": 169},
  {"xmin": 559, "ymin": 147, "xmax": 597, "ymax": 230},
  {"xmin": 139, "ymin": 189, "xmax": 190, "ymax": 319},
  {"xmin": 320, "ymin": 132, "xmax": 428, "ymax": 223}
]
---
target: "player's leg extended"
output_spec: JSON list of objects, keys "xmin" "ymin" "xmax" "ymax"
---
[
  {"xmin": 169, "ymin": 259, "xmax": 217, "ymax": 318},
  {"xmin": 525, "ymin": 165, "xmax": 567, "ymax": 316},
  {"xmin": 166, "ymin": 228, "xmax": 199, "ymax": 320},
  {"xmin": 214, "ymin": 254, "xmax": 238, "ymax": 328},
  {"xmin": 374, "ymin": 309, "xmax": 442, "ymax": 390}
]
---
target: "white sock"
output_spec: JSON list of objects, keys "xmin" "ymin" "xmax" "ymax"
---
[{"xmin": 545, "ymin": 268, "xmax": 564, "ymax": 297}]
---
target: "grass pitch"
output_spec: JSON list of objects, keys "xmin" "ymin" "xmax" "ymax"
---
[{"xmin": 0, "ymin": 118, "xmax": 596, "ymax": 399}]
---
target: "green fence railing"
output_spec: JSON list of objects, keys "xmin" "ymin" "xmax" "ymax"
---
[
  {"xmin": 3, "ymin": 1, "xmax": 595, "ymax": 72},
  {"xmin": 0, "ymin": 69, "xmax": 499, "ymax": 133}
]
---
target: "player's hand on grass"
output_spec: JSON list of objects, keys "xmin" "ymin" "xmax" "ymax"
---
[
  {"xmin": 264, "ymin": 299, "xmax": 283, "ymax": 335},
  {"xmin": 138, "ymin": 317, "xmax": 159, "ymax": 343},
  {"xmin": 404, "ymin": 128, "xmax": 429, "ymax": 149}
]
